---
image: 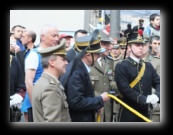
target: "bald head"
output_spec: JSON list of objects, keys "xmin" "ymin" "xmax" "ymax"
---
[{"xmin": 24, "ymin": 30, "xmax": 37, "ymax": 43}]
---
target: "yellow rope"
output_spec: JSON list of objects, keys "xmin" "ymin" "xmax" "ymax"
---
[
  {"xmin": 107, "ymin": 94, "xmax": 152, "ymax": 122},
  {"xmin": 97, "ymin": 114, "xmax": 101, "ymax": 122}
]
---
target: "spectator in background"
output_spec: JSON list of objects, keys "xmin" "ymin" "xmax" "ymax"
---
[
  {"xmin": 148, "ymin": 35, "xmax": 160, "ymax": 58},
  {"xmin": 18, "ymin": 30, "xmax": 37, "ymax": 122},
  {"xmin": 96, "ymin": 17, "xmax": 105, "ymax": 30},
  {"xmin": 66, "ymin": 29, "xmax": 88, "ymax": 63},
  {"xmin": 133, "ymin": 19, "xmax": 145, "ymax": 31},
  {"xmin": 10, "ymin": 31, "xmax": 20, "ymax": 56},
  {"xmin": 37, "ymin": 24, "xmax": 59, "ymax": 48},
  {"xmin": 58, "ymin": 34, "xmax": 73, "ymax": 51},
  {"xmin": 10, "ymin": 25, "xmax": 26, "ymax": 52},
  {"xmin": 120, "ymin": 29, "xmax": 125, "ymax": 38},
  {"xmin": 144, "ymin": 13, "xmax": 160, "ymax": 37},
  {"xmin": 124, "ymin": 24, "xmax": 132, "ymax": 37}
]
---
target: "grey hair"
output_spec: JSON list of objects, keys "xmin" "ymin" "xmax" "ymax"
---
[
  {"xmin": 41, "ymin": 55, "xmax": 57, "ymax": 69},
  {"xmin": 40, "ymin": 24, "xmax": 58, "ymax": 36}
]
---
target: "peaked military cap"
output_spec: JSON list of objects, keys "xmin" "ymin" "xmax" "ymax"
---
[
  {"xmin": 127, "ymin": 29, "xmax": 145, "ymax": 44},
  {"xmin": 99, "ymin": 31, "xmax": 112, "ymax": 42},
  {"xmin": 75, "ymin": 33, "xmax": 102, "ymax": 53},
  {"xmin": 112, "ymin": 45, "xmax": 120, "ymax": 49},
  {"xmin": 37, "ymin": 38, "xmax": 67, "ymax": 57},
  {"xmin": 117, "ymin": 37, "xmax": 127, "ymax": 46}
]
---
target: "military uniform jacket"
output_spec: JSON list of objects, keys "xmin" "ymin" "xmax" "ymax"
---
[
  {"xmin": 89, "ymin": 57, "xmax": 112, "ymax": 122},
  {"xmin": 90, "ymin": 57, "xmax": 112, "ymax": 96},
  {"xmin": 115, "ymin": 57, "xmax": 160, "ymax": 111},
  {"xmin": 64, "ymin": 60, "xmax": 104, "ymax": 122},
  {"xmin": 107, "ymin": 54, "xmax": 123, "ymax": 73},
  {"xmin": 32, "ymin": 72, "xmax": 71, "ymax": 122},
  {"xmin": 107, "ymin": 54, "xmax": 122, "ymax": 91},
  {"xmin": 144, "ymin": 54, "xmax": 160, "ymax": 76}
]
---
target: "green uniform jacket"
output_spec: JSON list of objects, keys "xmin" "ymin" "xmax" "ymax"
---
[
  {"xmin": 89, "ymin": 57, "xmax": 112, "ymax": 122},
  {"xmin": 144, "ymin": 54, "xmax": 160, "ymax": 121},
  {"xmin": 145, "ymin": 54, "xmax": 160, "ymax": 76}
]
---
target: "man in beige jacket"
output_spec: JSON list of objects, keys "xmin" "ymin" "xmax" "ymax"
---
[{"xmin": 32, "ymin": 39, "xmax": 71, "ymax": 122}]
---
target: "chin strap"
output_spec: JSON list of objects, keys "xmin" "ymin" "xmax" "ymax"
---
[{"xmin": 91, "ymin": 53, "xmax": 94, "ymax": 66}]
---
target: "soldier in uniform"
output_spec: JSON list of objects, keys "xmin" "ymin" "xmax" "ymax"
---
[
  {"xmin": 115, "ymin": 30, "xmax": 160, "ymax": 122},
  {"xmin": 32, "ymin": 39, "xmax": 71, "ymax": 122},
  {"xmin": 108, "ymin": 41, "xmax": 122, "ymax": 69},
  {"xmin": 142, "ymin": 36, "xmax": 160, "ymax": 122},
  {"xmin": 108, "ymin": 37, "xmax": 127, "ymax": 122},
  {"xmin": 60, "ymin": 29, "xmax": 110, "ymax": 122},
  {"xmin": 118, "ymin": 37, "xmax": 130, "ymax": 60},
  {"xmin": 89, "ymin": 31, "xmax": 115, "ymax": 122},
  {"xmin": 142, "ymin": 36, "xmax": 160, "ymax": 75}
]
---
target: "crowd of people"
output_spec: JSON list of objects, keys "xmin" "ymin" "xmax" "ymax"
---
[{"xmin": 10, "ymin": 13, "xmax": 160, "ymax": 122}]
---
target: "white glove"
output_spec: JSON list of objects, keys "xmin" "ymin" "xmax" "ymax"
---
[
  {"xmin": 152, "ymin": 103, "xmax": 158, "ymax": 108},
  {"xmin": 146, "ymin": 95, "xmax": 151, "ymax": 103},
  {"xmin": 146, "ymin": 94, "xmax": 159, "ymax": 104},
  {"xmin": 10, "ymin": 101, "xmax": 22, "ymax": 109},
  {"xmin": 10, "ymin": 94, "xmax": 23, "ymax": 108}
]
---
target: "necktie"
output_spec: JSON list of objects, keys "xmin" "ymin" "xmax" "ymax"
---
[{"xmin": 101, "ymin": 57, "xmax": 105, "ymax": 71}]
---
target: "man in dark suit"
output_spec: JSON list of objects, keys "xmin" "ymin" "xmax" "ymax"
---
[
  {"xmin": 60, "ymin": 29, "xmax": 110, "ymax": 122},
  {"xmin": 115, "ymin": 29, "xmax": 160, "ymax": 122}
]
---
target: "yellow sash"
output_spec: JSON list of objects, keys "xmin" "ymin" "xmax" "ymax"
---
[{"xmin": 130, "ymin": 62, "xmax": 146, "ymax": 88}]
